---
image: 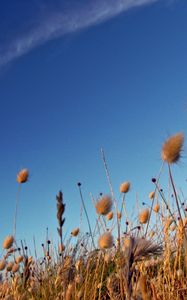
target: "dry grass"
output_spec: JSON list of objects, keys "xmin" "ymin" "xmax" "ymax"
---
[{"xmin": 1, "ymin": 133, "xmax": 187, "ymax": 299}]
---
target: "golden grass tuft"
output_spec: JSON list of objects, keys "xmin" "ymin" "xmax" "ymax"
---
[
  {"xmin": 6, "ymin": 261, "xmax": 14, "ymax": 272},
  {"xmin": 98, "ymin": 232, "xmax": 114, "ymax": 249},
  {"xmin": 17, "ymin": 168, "xmax": 29, "ymax": 183},
  {"xmin": 12, "ymin": 263, "xmax": 20, "ymax": 273},
  {"xmin": 71, "ymin": 228, "xmax": 79, "ymax": 237},
  {"xmin": 120, "ymin": 181, "xmax": 130, "ymax": 193},
  {"xmin": 95, "ymin": 195, "xmax": 112, "ymax": 215},
  {"xmin": 0, "ymin": 259, "xmax": 6, "ymax": 271},
  {"xmin": 149, "ymin": 191, "xmax": 155, "ymax": 200},
  {"xmin": 2, "ymin": 131, "xmax": 187, "ymax": 299},
  {"xmin": 139, "ymin": 209, "xmax": 149, "ymax": 224},
  {"xmin": 153, "ymin": 204, "xmax": 160, "ymax": 213},
  {"xmin": 15, "ymin": 255, "xmax": 23, "ymax": 264},
  {"xmin": 161, "ymin": 133, "xmax": 184, "ymax": 164},
  {"xmin": 3, "ymin": 235, "xmax": 14, "ymax": 249}
]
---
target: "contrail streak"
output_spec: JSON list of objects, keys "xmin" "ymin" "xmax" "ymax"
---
[{"xmin": 0, "ymin": 0, "xmax": 158, "ymax": 66}]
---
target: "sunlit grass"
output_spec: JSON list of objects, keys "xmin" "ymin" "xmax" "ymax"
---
[{"xmin": 0, "ymin": 132, "xmax": 187, "ymax": 299}]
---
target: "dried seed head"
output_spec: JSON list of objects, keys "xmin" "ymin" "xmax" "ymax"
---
[
  {"xmin": 120, "ymin": 182, "xmax": 130, "ymax": 193},
  {"xmin": 106, "ymin": 211, "xmax": 113, "ymax": 221},
  {"xmin": 3, "ymin": 235, "xmax": 14, "ymax": 249},
  {"xmin": 17, "ymin": 168, "xmax": 29, "ymax": 183},
  {"xmin": 149, "ymin": 191, "xmax": 155, "ymax": 200},
  {"xmin": 161, "ymin": 133, "xmax": 184, "ymax": 164},
  {"xmin": 6, "ymin": 261, "xmax": 14, "ymax": 272},
  {"xmin": 139, "ymin": 209, "xmax": 149, "ymax": 224},
  {"xmin": 153, "ymin": 204, "xmax": 160, "ymax": 213},
  {"xmin": 95, "ymin": 195, "xmax": 112, "ymax": 216},
  {"xmin": 15, "ymin": 256, "xmax": 23, "ymax": 264},
  {"xmin": 98, "ymin": 232, "xmax": 114, "ymax": 249},
  {"xmin": 71, "ymin": 228, "xmax": 79, "ymax": 237},
  {"xmin": 12, "ymin": 263, "xmax": 20, "ymax": 273},
  {"xmin": 0, "ymin": 259, "xmax": 6, "ymax": 271}
]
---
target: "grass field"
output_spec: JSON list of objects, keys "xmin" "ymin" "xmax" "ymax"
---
[{"xmin": 1, "ymin": 133, "xmax": 187, "ymax": 300}]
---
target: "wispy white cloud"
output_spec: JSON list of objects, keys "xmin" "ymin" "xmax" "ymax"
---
[{"xmin": 0, "ymin": 0, "xmax": 158, "ymax": 66}]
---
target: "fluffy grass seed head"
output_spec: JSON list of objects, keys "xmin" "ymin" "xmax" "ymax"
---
[
  {"xmin": 161, "ymin": 133, "xmax": 184, "ymax": 164},
  {"xmin": 139, "ymin": 209, "xmax": 149, "ymax": 224},
  {"xmin": 0, "ymin": 259, "xmax": 6, "ymax": 271},
  {"xmin": 71, "ymin": 228, "xmax": 79, "ymax": 237},
  {"xmin": 6, "ymin": 261, "xmax": 14, "ymax": 272},
  {"xmin": 17, "ymin": 168, "xmax": 29, "ymax": 183},
  {"xmin": 95, "ymin": 195, "xmax": 112, "ymax": 216},
  {"xmin": 120, "ymin": 182, "xmax": 130, "ymax": 193},
  {"xmin": 98, "ymin": 232, "xmax": 114, "ymax": 249},
  {"xmin": 12, "ymin": 263, "xmax": 20, "ymax": 273},
  {"xmin": 153, "ymin": 204, "xmax": 160, "ymax": 213},
  {"xmin": 15, "ymin": 256, "xmax": 23, "ymax": 264},
  {"xmin": 149, "ymin": 191, "xmax": 155, "ymax": 200},
  {"xmin": 3, "ymin": 235, "xmax": 14, "ymax": 249}
]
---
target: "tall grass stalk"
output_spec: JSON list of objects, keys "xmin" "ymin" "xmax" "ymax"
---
[
  {"xmin": 13, "ymin": 184, "xmax": 21, "ymax": 239},
  {"xmin": 101, "ymin": 148, "xmax": 120, "ymax": 248},
  {"xmin": 78, "ymin": 184, "xmax": 95, "ymax": 249}
]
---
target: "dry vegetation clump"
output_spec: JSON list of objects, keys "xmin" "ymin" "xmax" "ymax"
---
[
  {"xmin": 95, "ymin": 195, "xmax": 113, "ymax": 215},
  {"xmin": 1, "ymin": 132, "xmax": 187, "ymax": 299},
  {"xmin": 98, "ymin": 232, "xmax": 114, "ymax": 249},
  {"xmin": 120, "ymin": 182, "xmax": 130, "ymax": 194},
  {"xmin": 161, "ymin": 132, "xmax": 184, "ymax": 164},
  {"xmin": 139, "ymin": 209, "xmax": 150, "ymax": 224},
  {"xmin": 17, "ymin": 169, "xmax": 29, "ymax": 184}
]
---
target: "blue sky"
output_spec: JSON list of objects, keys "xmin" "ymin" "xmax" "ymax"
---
[{"xmin": 0, "ymin": 0, "xmax": 187, "ymax": 253}]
